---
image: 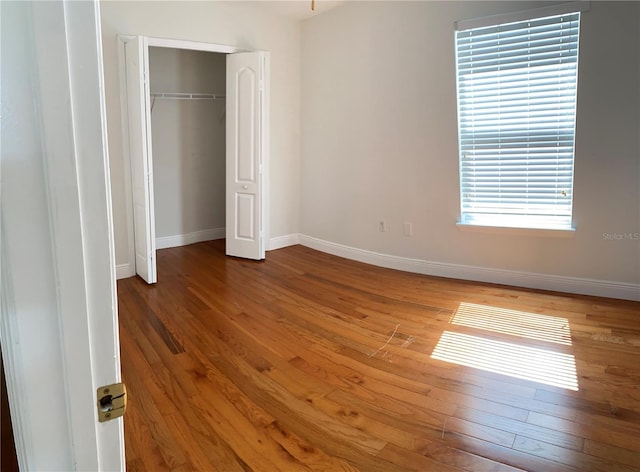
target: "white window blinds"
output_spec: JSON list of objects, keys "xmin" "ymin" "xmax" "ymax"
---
[{"xmin": 456, "ymin": 12, "xmax": 581, "ymax": 230}]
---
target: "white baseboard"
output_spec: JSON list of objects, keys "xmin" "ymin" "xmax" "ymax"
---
[
  {"xmin": 115, "ymin": 263, "xmax": 134, "ymax": 280},
  {"xmin": 268, "ymin": 233, "xmax": 300, "ymax": 251},
  {"xmin": 120, "ymin": 229, "xmax": 293, "ymax": 280},
  {"xmin": 156, "ymin": 227, "xmax": 225, "ymax": 250},
  {"xmin": 298, "ymin": 234, "xmax": 640, "ymax": 302}
]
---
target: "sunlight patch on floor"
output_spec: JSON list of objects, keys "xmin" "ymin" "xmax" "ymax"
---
[
  {"xmin": 431, "ymin": 331, "xmax": 579, "ymax": 391},
  {"xmin": 451, "ymin": 302, "xmax": 572, "ymax": 346}
]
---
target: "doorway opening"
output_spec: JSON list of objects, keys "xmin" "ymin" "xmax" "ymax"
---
[
  {"xmin": 120, "ymin": 36, "xmax": 270, "ymax": 284},
  {"xmin": 148, "ymin": 47, "xmax": 227, "ymax": 258}
]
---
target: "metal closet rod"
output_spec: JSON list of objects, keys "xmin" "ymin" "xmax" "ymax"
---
[{"xmin": 150, "ymin": 92, "xmax": 226, "ymax": 100}]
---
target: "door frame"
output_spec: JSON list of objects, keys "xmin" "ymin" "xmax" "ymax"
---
[
  {"xmin": 1, "ymin": 0, "xmax": 124, "ymax": 469},
  {"xmin": 117, "ymin": 35, "xmax": 270, "ymax": 280}
]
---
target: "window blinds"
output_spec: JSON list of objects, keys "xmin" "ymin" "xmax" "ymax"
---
[{"xmin": 456, "ymin": 12, "xmax": 580, "ymax": 230}]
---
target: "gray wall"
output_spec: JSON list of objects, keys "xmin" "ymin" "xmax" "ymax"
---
[
  {"xmin": 301, "ymin": 1, "xmax": 640, "ymax": 285},
  {"xmin": 149, "ymin": 47, "xmax": 226, "ymax": 240},
  {"xmin": 103, "ymin": 1, "xmax": 639, "ymax": 289},
  {"xmin": 100, "ymin": 1, "xmax": 302, "ymax": 269}
]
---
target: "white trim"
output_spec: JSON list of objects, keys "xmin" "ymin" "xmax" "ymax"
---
[
  {"xmin": 456, "ymin": 223, "xmax": 575, "ymax": 238},
  {"xmin": 33, "ymin": 2, "xmax": 99, "ymax": 468},
  {"xmin": 268, "ymin": 234, "xmax": 300, "ymax": 251},
  {"xmin": 64, "ymin": 2, "xmax": 125, "ymax": 468},
  {"xmin": 147, "ymin": 37, "xmax": 240, "ymax": 54},
  {"xmin": 25, "ymin": 1, "xmax": 124, "ymax": 469},
  {"xmin": 156, "ymin": 227, "xmax": 225, "ymax": 249},
  {"xmin": 116, "ymin": 263, "xmax": 135, "ymax": 280},
  {"xmin": 262, "ymin": 52, "xmax": 271, "ymax": 258},
  {"xmin": 117, "ymin": 35, "xmax": 137, "ymax": 283},
  {"xmin": 298, "ymin": 235, "xmax": 640, "ymax": 302},
  {"xmin": 455, "ymin": 1, "xmax": 590, "ymax": 31},
  {"xmin": 3, "ymin": 2, "xmax": 123, "ymax": 468}
]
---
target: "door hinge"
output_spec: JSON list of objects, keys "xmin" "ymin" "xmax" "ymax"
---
[{"xmin": 97, "ymin": 382, "xmax": 127, "ymax": 422}]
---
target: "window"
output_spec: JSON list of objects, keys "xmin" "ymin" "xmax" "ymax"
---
[{"xmin": 455, "ymin": 10, "xmax": 581, "ymax": 230}]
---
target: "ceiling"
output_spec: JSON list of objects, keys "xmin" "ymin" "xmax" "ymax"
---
[{"xmin": 242, "ymin": 0, "xmax": 346, "ymax": 21}]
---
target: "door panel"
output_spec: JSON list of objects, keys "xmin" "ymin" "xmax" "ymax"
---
[
  {"xmin": 236, "ymin": 193, "xmax": 255, "ymax": 239},
  {"xmin": 226, "ymin": 52, "xmax": 268, "ymax": 260},
  {"xmin": 237, "ymin": 68, "xmax": 256, "ymax": 182},
  {"xmin": 125, "ymin": 36, "xmax": 157, "ymax": 283}
]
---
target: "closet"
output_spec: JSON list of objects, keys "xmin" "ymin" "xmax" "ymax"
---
[
  {"xmin": 148, "ymin": 47, "xmax": 226, "ymax": 252},
  {"xmin": 122, "ymin": 35, "xmax": 269, "ymax": 284}
]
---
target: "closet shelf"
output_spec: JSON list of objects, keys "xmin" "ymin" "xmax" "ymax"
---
[{"xmin": 150, "ymin": 92, "xmax": 225, "ymax": 100}]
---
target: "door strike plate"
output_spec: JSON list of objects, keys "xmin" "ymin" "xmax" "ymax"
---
[{"xmin": 97, "ymin": 382, "xmax": 127, "ymax": 422}]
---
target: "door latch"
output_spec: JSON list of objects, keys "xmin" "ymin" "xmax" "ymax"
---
[{"xmin": 97, "ymin": 383, "xmax": 127, "ymax": 422}]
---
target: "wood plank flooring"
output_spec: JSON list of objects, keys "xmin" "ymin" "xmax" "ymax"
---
[{"xmin": 118, "ymin": 240, "xmax": 640, "ymax": 471}]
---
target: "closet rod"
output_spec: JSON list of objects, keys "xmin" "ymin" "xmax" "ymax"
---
[{"xmin": 150, "ymin": 92, "xmax": 226, "ymax": 100}]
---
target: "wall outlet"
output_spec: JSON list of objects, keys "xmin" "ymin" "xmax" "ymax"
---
[
  {"xmin": 379, "ymin": 220, "xmax": 386, "ymax": 232},
  {"xmin": 403, "ymin": 222, "xmax": 413, "ymax": 237}
]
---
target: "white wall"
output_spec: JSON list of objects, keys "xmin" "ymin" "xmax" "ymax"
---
[
  {"xmin": 100, "ymin": 1, "xmax": 302, "ymax": 269},
  {"xmin": 301, "ymin": 1, "xmax": 640, "ymax": 288},
  {"xmin": 149, "ymin": 48, "xmax": 226, "ymax": 241}
]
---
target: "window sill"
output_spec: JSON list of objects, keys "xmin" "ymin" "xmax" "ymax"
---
[{"xmin": 456, "ymin": 222, "xmax": 576, "ymax": 238}]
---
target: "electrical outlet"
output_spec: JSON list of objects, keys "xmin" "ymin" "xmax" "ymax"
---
[
  {"xmin": 379, "ymin": 220, "xmax": 386, "ymax": 232},
  {"xmin": 403, "ymin": 222, "xmax": 413, "ymax": 237}
]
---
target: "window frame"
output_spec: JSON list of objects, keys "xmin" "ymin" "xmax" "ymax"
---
[{"xmin": 454, "ymin": 2, "xmax": 589, "ymax": 233}]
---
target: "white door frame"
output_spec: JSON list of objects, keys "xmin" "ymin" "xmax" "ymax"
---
[
  {"xmin": 1, "ymin": 0, "xmax": 124, "ymax": 469},
  {"xmin": 117, "ymin": 36, "xmax": 270, "ymax": 280},
  {"xmin": 124, "ymin": 35, "xmax": 157, "ymax": 284}
]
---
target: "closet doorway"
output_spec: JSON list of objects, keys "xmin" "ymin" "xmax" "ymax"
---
[{"xmin": 120, "ymin": 36, "xmax": 269, "ymax": 284}]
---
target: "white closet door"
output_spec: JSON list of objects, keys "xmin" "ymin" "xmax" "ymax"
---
[
  {"xmin": 226, "ymin": 52, "xmax": 269, "ymax": 260},
  {"xmin": 125, "ymin": 36, "xmax": 157, "ymax": 283}
]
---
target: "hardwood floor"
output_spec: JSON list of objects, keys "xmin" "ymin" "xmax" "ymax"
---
[{"xmin": 118, "ymin": 240, "xmax": 640, "ymax": 471}]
